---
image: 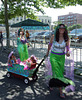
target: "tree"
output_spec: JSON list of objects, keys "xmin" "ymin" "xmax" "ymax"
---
[
  {"xmin": 4, "ymin": 0, "xmax": 10, "ymax": 47},
  {"xmin": 0, "ymin": 0, "xmax": 82, "ymax": 46},
  {"xmin": 53, "ymin": 21, "xmax": 62, "ymax": 29},
  {"xmin": 68, "ymin": 24, "xmax": 82, "ymax": 31}
]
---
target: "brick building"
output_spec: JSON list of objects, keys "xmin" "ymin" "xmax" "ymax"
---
[{"xmin": 58, "ymin": 12, "xmax": 82, "ymax": 27}]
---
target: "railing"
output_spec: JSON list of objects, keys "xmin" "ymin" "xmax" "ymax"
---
[{"xmin": 0, "ymin": 38, "xmax": 82, "ymax": 72}]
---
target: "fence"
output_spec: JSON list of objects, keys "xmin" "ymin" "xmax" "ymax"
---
[{"xmin": 0, "ymin": 38, "xmax": 82, "ymax": 73}]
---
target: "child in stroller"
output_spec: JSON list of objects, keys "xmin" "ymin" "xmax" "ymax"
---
[
  {"xmin": 24, "ymin": 55, "xmax": 37, "ymax": 70},
  {"xmin": 8, "ymin": 51, "xmax": 17, "ymax": 66},
  {"xmin": 8, "ymin": 51, "xmax": 37, "ymax": 70}
]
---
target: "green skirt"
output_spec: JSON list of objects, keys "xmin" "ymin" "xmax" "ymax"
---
[
  {"xmin": 50, "ymin": 52, "xmax": 75, "ymax": 86},
  {"xmin": 17, "ymin": 44, "xmax": 29, "ymax": 61}
]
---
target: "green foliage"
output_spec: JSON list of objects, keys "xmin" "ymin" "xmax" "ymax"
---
[
  {"xmin": 0, "ymin": 0, "xmax": 45, "ymax": 24},
  {"xmin": 53, "ymin": 21, "xmax": 62, "ymax": 29},
  {"xmin": 0, "ymin": 0, "xmax": 82, "ymax": 24},
  {"xmin": 68, "ymin": 24, "xmax": 82, "ymax": 31}
]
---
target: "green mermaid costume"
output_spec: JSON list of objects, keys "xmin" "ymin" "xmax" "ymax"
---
[
  {"xmin": 17, "ymin": 37, "xmax": 29, "ymax": 61},
  {"xmin": 49, "ymin": 40, "xmax": 75, "ymax": 87}
]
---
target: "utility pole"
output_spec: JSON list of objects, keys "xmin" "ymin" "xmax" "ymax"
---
[{"xmin": 4, "ymin": 0, "xmax": 10, "ymax": 47}]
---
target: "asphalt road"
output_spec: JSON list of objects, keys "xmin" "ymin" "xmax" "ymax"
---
[{"xmin": 0, "ymin": 47, "xmax": 82, "ymax": 100}]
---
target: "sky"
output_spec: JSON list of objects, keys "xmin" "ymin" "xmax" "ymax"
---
[
  {"xmin": 37, "ymin": 5, "xmax": 82, "ymax": 23},
  {"xmin": 0, "ymin": 1, "xmax": 82, "ymax": 23}
]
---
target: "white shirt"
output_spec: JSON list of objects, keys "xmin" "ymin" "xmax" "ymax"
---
[{"xmin": 51, "ymin": 40, "xmax": 66, "ymax": 53}]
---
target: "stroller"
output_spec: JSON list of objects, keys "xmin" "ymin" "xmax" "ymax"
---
[{"xmin": 6, "ymin": 56, "xmax": 46, "ymax": 85}]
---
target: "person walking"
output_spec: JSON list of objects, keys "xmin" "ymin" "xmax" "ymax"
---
[
  {"xmin": 26, "ymin": 30, "xmax": 30, "ymax": 40},
  {"xmin": 46, "ymin": 24, "xmax": 75, "ymax": 98},
  {"xmin": 25, "ymin": 30, "xmax": 30, "ymax": 47}
]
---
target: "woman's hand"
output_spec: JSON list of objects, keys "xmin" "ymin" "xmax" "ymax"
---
[{"xmin": 66, "ymin": 51, "xmax": 70, "ymax": 57}]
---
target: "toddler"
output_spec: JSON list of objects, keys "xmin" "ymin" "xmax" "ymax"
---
[
  {"xmin": 24, "ymin": 55, "xmax": 37, "ymax": 70},
  {"xmin": 8, "ymin": 51, "xmax": 17, "ymax": 65}
]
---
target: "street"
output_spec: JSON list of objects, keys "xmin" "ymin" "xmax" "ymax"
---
[{"xmin": 0, "ymin": 47, "xmax": 82, "ymax": 100}]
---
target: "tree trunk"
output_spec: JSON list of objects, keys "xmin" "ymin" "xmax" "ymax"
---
[{"xmin": 4, "ymin": 0, "xmax": 10, "ymax": 47}]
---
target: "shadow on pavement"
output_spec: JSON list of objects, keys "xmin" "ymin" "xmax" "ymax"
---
[{"xmin": 0, "ymin": 47, "xmax": 82, "ymax": 100}]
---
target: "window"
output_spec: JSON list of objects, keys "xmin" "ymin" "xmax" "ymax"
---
[
  {"xmin": 42, "ymin": 19, "xmax": 44, "ymax": 23},
  {"xmin": 48, "ymin": 20, "xmax": 50, "ymax": 23},
  {"xmin": 45, "ymin": 19, "xmax": 47, "ymax": 23},
  {"xmin": 59, "ymin": 16, "xmax": 65, "ymax": 19},
  {"xmin": 68, "ymin": 19, "xmax": 70, "ymax": 21},
  {"xmin": 67, "ymin": 22, "xmax": 70, "ymax": 24},
  {"xmin": 74, "ymin": 21, "xmax": 76, "ymax": 24},
  {"xmin": 71, "ymin": 22, "xmax": 73, "ymax": 23},
  {"xmin": 67, "ymin": 16, "xmax": 71, "ymax": 18},
  {"xmin": 70, "ymin": 15, "xmax": 73, "ymax": 18},
  {"xmin": 70, "ymin": 18, "xmax": 73, "ymax": 21}
]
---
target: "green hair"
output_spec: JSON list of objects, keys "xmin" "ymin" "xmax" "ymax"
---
[{"xmin": 54, "ymin": 24, "xmax": 67, "ymax": 41}]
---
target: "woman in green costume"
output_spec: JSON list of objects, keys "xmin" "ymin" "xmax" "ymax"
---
[
  {"xmin": 17, "ymin": 28, "xmax": 29, "ymax": 61},
  {"xmin": 46, "ymin": 24, "xmax": 75, "ymax": 98}
]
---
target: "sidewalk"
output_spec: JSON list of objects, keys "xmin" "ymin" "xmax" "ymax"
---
[{"xmin": 0, "ymin": 47, "xmax": 82, "ymax": 100}]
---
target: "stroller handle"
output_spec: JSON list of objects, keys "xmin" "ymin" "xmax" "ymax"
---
[{"xmin": 32, "ymin": 55, "xmax": 47, "ymax": 77}]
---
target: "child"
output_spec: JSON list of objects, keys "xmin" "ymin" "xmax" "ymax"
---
[
  {"xmin": 8, "ymin": 51, "xmax": 17, "ymax": 65},
  {"xmin": 24, "ymin": 55, "xmax": 37, "ymax": 70}
]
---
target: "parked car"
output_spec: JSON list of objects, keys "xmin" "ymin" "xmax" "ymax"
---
[
  {"xmin": 30, "ymin": 32, "xmax": 41, "ymax": 42},
  {"xmin": 35, "ymin": 31, "xmax": 46, "ymax": 39},
  {"xmin": 2, "ymin": 32, "xmax": 16, "ymax": 38},
  {"xmin": 2, "ymin": 33, "xmax": 6, "ymax": 38},
  {"xmin": 69, "ymin": 29, "xmax": 82, "ymax": 42},
  {"xmin": 30, "ymin": 32, "xmax": 40, "ymax": 38},
  {"xmin": 41, "ymin": 31, "xmax": 54, "ymax": 39}
]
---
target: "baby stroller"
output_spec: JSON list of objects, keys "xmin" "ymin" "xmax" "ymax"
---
[{"xmin": 6, "ymin": 56, "xmax": 46, "ymax": 85}]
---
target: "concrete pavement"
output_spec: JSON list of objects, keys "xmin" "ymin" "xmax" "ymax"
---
[{"xmin": 0, "ymin": 47, "xmax": 82, "ymax": 100}]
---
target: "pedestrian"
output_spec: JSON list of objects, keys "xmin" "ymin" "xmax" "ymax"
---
[
  {"xmin": 25, "ymin": 30, "xmax": 30, "ymax": 47},
  {"xmin": 0, "ymin": 31, "xmax": 3, "ymax": 49},
  {"xmin": 15, "ymin": 31, "xmax": 18, "ymax": 38},
  {"xmin": 26, "ymin": 30, "xmax": 30, "ymax": 40},
  {"xmin": 17, "ymin": 28, "xmax": 29, "ymax": 61},
  {"xmin": 46, "ymin": 24, "xmax": 75, "ymax": 98}
]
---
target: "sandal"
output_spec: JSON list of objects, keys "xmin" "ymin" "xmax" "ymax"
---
[{"xmin": 60, "ymin": 93, "xmax": 65, "ymax": 98}]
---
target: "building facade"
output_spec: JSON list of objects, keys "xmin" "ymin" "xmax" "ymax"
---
[
  {"xmin": 58, "ymin": 12, "xmax": 82, "ymax": 27},
  {"xmin": 9, "ymin": 15, "xmax": 51, "ymax": 26},
  {"xmin": 37, "ymin": 15, "xmax": 51, "ymax": 25},
  {"xmin": 9, "ymin": 15, "xmax": 26, "ymax": 25}
]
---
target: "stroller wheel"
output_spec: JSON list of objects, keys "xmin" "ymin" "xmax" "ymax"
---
[
  {"xmin": 32, "ymin": 75, "xmax": 38, "ymax": 81},
  {"xmin": 24, "ymin": 78, "xmax": 29, "ymax": 84},
  {"xmin": 6, "ymin": 72, "xmax": 11, "ymax": 78}
]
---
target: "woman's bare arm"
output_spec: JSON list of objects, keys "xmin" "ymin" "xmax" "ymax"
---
[{"xmin": 66, "ymin": 38, "xmax": 70, "ymax": 56}]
